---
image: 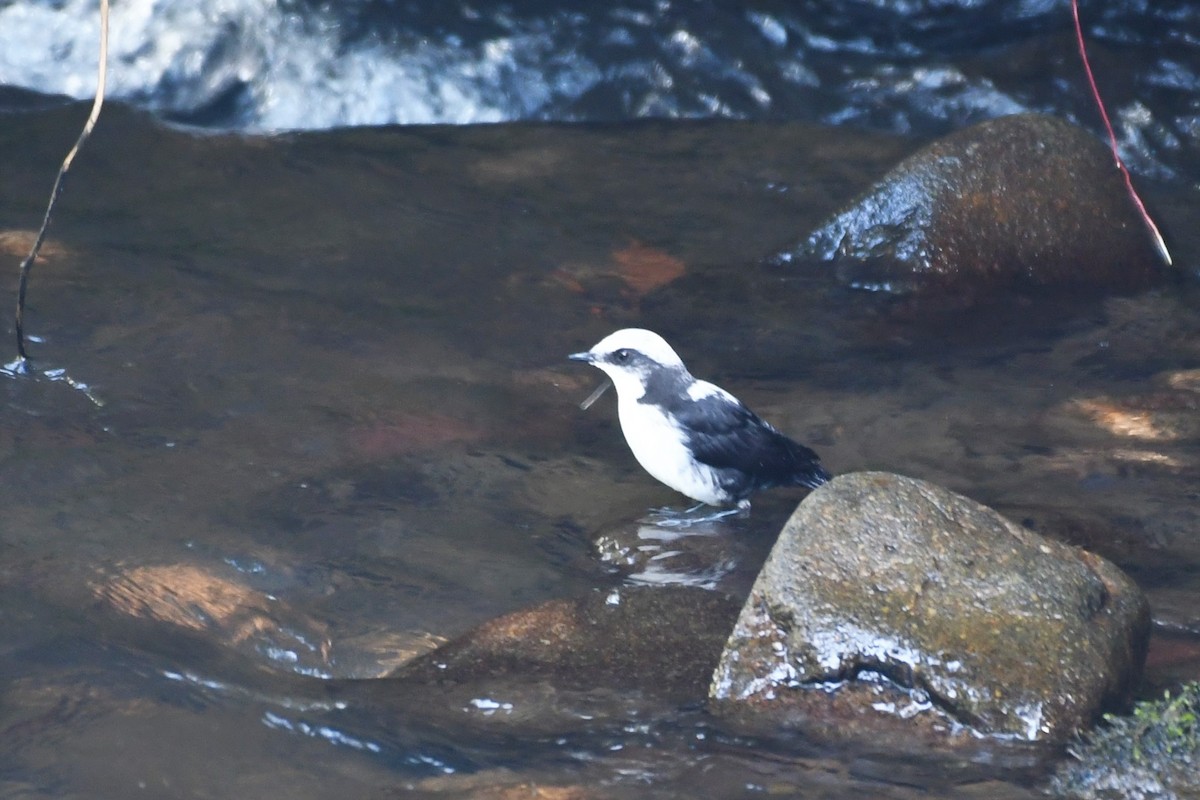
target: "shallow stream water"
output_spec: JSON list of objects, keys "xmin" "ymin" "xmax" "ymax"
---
[{"xmin": 0, "ymin": 102, "xmax": 1198, "ymax": 798}]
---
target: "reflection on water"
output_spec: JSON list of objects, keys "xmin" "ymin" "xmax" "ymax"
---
[
  {"xmin": 593, "ymin": 504, "xmax": 779, "ymax": 592},
  {"xmin": 0, "ymin": 104, "xmax": 1197, "ymax": 798}
]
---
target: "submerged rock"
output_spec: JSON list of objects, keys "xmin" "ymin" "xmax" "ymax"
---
[
  {"xmin": 710, "ymin": 472, "xmax": 1150, "ymax": 745},
  {"xmin": 326, "ymin": 586, "xmax": 741, "ymax": 741},
  {"xmin": 93, "ymin": 561, "xmax": 336, "ymax": 678},
  {"xmin": 778, "ymin": 114, "xmax": 1165, "ymax": 297},
  {"xmin": 391, "ymin": 584, "xmax": 740, "ymax": 701}
]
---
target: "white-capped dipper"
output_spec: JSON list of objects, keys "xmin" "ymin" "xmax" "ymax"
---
[{"xmin": 569, "ymin": 328, "xmax": 830, "ymax": 508}]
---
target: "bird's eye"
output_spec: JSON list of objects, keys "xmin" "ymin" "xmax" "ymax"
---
[{"xmin": 613, "ymin": 349, "xmax": 631, "ymax": 363}]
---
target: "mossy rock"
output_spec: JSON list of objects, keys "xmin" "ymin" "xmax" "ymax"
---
[
  {"xmin": 710, "ymin": 472, "xmax": 1151, "ymax": 745},
  {"xmin": 1050, "ymin": 681, "xmax": 1200, "ymax": 799}
]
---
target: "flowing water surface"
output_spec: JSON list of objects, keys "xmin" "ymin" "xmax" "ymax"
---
[{"xmin": 0, "ymin": 103, "xmax": 1197, "ymax": 798}]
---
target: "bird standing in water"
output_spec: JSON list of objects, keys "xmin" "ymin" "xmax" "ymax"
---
[{"xmin": 569, "ymin": 328, "xmax": 830, "ymax": 509}]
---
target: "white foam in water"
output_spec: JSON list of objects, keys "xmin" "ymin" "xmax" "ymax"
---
[
  {"xmin": 1, "ymin": 0, "xmax": 1184, "ymax": 182},
  {"xmin": 0, "ymin": 0, "xmax": 597, "ymax": 131}
]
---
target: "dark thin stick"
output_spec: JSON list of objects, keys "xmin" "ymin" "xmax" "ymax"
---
[
  {"xmin": 1071, "ymin": 0, "xmax": 1171, "ymax": 266},
  {"xmin": 13, "ymin": 0, "xmax": 110, "ymax": 370}
]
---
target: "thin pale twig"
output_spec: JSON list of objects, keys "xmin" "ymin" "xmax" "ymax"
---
[{"xmin": 13, "ymin": 0, "xmax": 110, "ymax": 369}]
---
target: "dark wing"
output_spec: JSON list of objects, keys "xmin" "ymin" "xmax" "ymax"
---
[{"xmin": 667, "ymin": 389, "xmax": 830, "ymax": 493}]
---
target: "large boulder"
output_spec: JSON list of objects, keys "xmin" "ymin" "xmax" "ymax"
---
[
  {"xmin": 710, "ymin": 472, "xmax": 1150, "ymax": 745},
  {"xmin": 777, "ymin": 114, "xmax": 1166, "ymax": 297}
]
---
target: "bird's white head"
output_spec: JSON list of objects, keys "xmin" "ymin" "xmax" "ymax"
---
[{"xmin": 569, "ymin": 328, "xmax": 688, "ymax": 399}]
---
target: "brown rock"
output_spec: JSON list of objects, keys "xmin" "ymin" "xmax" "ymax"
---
[
  {"xmin": 322, "ymin": 586, "xmax": 741, "ymax": 742},
  {"xmin": 392, "ymin": 585, "xmax": 740, "ymax": 701},
  {"xmin": 94, "ymin": 562, "xmax": 334, "ymax": 676},
  {"xmin": 709, "ymin": 472, "xmax": 1150, "ymax": 744},
  {"xmin": 784, "ymin": 114, "xmax": 1165, "ymax": 297}
]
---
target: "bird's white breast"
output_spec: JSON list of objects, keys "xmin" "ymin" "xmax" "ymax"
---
[{"xmin": 616, "ymin": 396, "xmax": 727, "ymax": 505}]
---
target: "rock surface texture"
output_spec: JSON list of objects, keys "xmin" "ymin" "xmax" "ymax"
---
[
  {"xmin": 393, "ymin": 584, "xmax": 740, "ymax": 699},
  {"xmin": 710, "ymin": 472, "xmax": 1150, "ymax": 745},
  {"xmin": 783, "ymin": 113, "xmax": 1164, "ymax": 297}
]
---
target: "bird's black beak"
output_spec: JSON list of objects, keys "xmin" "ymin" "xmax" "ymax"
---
[{"xmin": 568, "ymin": 351, "xmax": 596, "ymax": 363}]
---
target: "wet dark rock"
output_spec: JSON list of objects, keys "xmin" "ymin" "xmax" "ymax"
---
[
  {"xmin": 780, "ymin": 114, "xmax": 1165, "ymax": 297},
  {"xmin": 710, "ymin": 472, "xmax": 1150, "ymax": 745},
  {"xmin": 321, "ymin": 586, "xmax": 743, "ymax": 743},
  {"xmin": 391, "ymin": 584, "xmax": 740, "ymax": 701},
  {"xmin": 1049, "ymin": 681, "xmax": 1200, "ymax": 800}
]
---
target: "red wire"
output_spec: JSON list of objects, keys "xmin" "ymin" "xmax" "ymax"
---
[{"xmin": 1071, "ymin": 0, "xmax": 1171, "ymax": 264}]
